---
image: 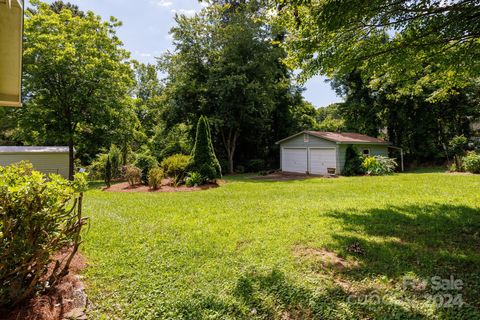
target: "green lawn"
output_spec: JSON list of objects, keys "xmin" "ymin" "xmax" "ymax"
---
[{"xmin": 82, "ymin": 172, "xmax": 480, "ymax": 319}]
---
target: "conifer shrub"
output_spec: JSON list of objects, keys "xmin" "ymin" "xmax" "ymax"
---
[{"xmin": 187, "ymin": 116, "xmax": 222, "ymax": 183}]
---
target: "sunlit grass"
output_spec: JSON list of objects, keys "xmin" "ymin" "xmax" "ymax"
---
[{"xmin": 82, "ymin": 172, "xmax": 480, "ymax": 319}]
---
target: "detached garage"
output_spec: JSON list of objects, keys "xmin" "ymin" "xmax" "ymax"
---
[
  {"xmin": 0, "ymin": 146, "xmax": 70, "ymax": 178},
  {"xmin": 276, "ymin": 131, "xmax": 392, "ymax": 175}
]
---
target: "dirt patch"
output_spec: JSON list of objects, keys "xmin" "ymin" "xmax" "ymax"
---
[
  {"xmin": 103, "ymin": 179, "xmax": 220, "ymax": 193},
  {"xmin": 1, "ymin": 249, "xmax": 87, "ymax": 320},
  {"xmin": 293, "ymin": 246, "xmax": 358, "ymax": 271},
  {"xmin": 252, "ymin": 172, "xmax": 338, "ymax": 181}
]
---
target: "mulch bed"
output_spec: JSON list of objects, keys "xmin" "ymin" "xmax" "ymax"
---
[
  {"xmin": 103, "ymin": 179, "xmax": 220, "ymax": 193},
  {"xmin": 1, "ymin": 249, "xmax": 87, "ymax": 320}
]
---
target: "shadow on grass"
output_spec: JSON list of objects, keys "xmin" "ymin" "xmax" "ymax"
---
[
  {"xmin": 323, "ymin": 204, "xmax": 480, "ymax": 311},
  {"xmin": 176, "ymin": 269, "xmax": 427, "ymax": 319}
]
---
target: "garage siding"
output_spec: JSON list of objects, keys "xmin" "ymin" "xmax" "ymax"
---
[
  {"xmin": 280, "ymin": 134, "xmax": 337, "ymax": 149},
  {"xmin": 0, "ymin": 153, "xmax": 69, "ymax": 178},
  {"xmin": 337, "ymin": 144, "xmax": 389, "ymax": 173}
]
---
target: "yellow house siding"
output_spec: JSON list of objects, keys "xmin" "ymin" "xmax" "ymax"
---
[{"xmin": 0, "ymin": 153, "xmax": 69, "ymax": 178}]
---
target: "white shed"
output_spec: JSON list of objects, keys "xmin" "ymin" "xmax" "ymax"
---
[
  {"xmin": 276, "ymin": 131, "xmax": 393, "ymax": 175},
  {"xmin": 0, "ymin": 146, "xmax": 70, "ymax": 178}
]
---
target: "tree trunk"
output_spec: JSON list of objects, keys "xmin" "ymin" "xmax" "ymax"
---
[
  {"xmin": 68, "ymin": 136, "xmax": 75, "ymax": 181},
  {"xmin": 221, "ymin": 128, "xmax": 239, "ymax": 174}
]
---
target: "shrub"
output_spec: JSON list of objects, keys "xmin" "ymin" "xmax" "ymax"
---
[
  {"xmin": 362, "ymin": 156, "xmax": 397, "ymax": 175},
  {"xmin": 125, "ymin": 165, "xmax": 142, "ymax": 186},
  {"xmin": 0, "ymin": 162, "xmax": 87, "ymax": 307},
  {"xmin": 88, "ymin": 153, "xmax": 108, "ymax": 180},
  {"xmin": 104, "ymin": 155, "xmax": 112, "ymax": 188},
  {"xmin": 148, "ymin": 167, "xmax": 164, "ymax": 190},
  {"xmin": 135, "ymin": 152, "xmax": 159, "ymax": 184},
  {"xmin": 449, "ymin": 135, "xmax": 468, "ymax": 171},
  {"xmin": 342, "ymin": 145, "xmax": 363, "ymax": 176},
  {"xmin": 247, "ymin": 159, "xmax": 266, "ymax": 173},
  {"xmin": 187, "ymin": 116, "xmax": 222, "ymax": 182},
  {"xmin": 161, "ymin": 154, "xmax": 191, "ymax": 187},
  {"xmin": 109, "ymin": 144, "xmax": 122, "ymax": 179},
  {"xmin": 186, "ymin": 172, "xmax": 204, "ymax": 187},
  {"xmin": 463, "ymin": 152, "xmax": 480, "ymax": 174}
]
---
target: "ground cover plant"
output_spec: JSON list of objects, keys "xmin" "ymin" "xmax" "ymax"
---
[{"xmin": 82, "ymin": 172, "xmax": 480, "ymax": 319}]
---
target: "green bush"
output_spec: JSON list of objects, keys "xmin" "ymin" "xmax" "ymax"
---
[
  {"xmin": 125, "ymin": 165, "xmax": 142, "ymax": 186},
  {"xmin": 186, "ymin": 172, "xmax": 204, "ymax": 187},
  {"xmin": 0, "ymin": 162, "xmax": 87, "ymax": 307},
  {"xmin": 247, "ymin": 159, "xmax": 266, "ymax": 173},
  {"xmin": 135, "ymin": 152, "xmax": 159, "ymax": 184},
  {"xmin": 463, "ymin": 152, "xmax": 480, "ymax": 174},
  {"xmin": 342, "ymin": 145, "xmax": 363, "ymax": 176},
  {"xmin": 88, "ymin": 153, "xmax": 108, "ymax": 180},
  {"xmin": 449, "ymin": 135, "xmax": 468, "ymax": 171},
  {"xmin": 187, "ymin": 116, "xmax": 222, "ymax": 182},
  {"xmin": 148, "ymin": 167, "xmax": 164, "ymax": 190},
  {"xmin": 161, "ymin": 154, "xmax": 191, "ymax": 187},
  {"xmin": 362, "ymin": 156, "xmax": 397, "ymax": 175}
]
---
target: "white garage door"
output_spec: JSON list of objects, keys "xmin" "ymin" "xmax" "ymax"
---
[
  {"xmin": 309, "ymin": 148, "xmax": 337, "ymax": 175},
  {"xmin": 282, "ymin": 148, "xmax": 307, "ymax": 173}
]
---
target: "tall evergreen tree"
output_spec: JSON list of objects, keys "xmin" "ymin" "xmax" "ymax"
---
[{"xmin": 188, "ymin": 116, "xmax": 222, "ymax": 181}]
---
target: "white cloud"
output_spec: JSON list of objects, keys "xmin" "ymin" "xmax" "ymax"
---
[
  {"xmin": 153, "ymin": 0, "xmax": 173, "ymax": 8},
  {"xmin": 171, "ymin": 9, "xmax": 197, "ymax": 17}
]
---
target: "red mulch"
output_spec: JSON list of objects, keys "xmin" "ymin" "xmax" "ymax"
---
[
  {"xmin": 1, "ymin": 249, "xmax": 87, "ymax": 320},
  {"xmin": 103, "ymin": 179, "xmax": 220, "ymax": 193}
]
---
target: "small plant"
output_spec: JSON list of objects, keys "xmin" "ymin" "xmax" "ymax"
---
[
  {"xmin": 186, "ymin": 172, "xmax": 204, "ymax": 187},
  {"xmin": 235, "ymin": 165, "xmax": 245, "ymax": 174},
  {"xmin": 135, "ymin": 152, "xmax": 159, "ymax": 184},
  {"xmin": 362, "ymin": 156, "xmax": 397, "ymax": 175},
  {"xmin": 104, "ymin": 155, "xmax": 112, "ymax": 188},
  {"xmin": 187, "ymin": 116, "xmax": 222, "ymax": 182},
  {"xmin": 125, "ymin": 165, "xmax": 142, "ymax": 186},
  {"xmin": 0, "ymin": 162, "xmax": 87, "ymax": 307},
  {"xmin": 463, "ymin": 151, "xmax": 480, "ymax": 174},
  {"xmin": 342, "ymin": 145, "xmax": 363, "ymax": 176},
  {"xmin": 148, "ymin": 167, "xmax": 164, "ymax": 190},
  {"xmin": 109, "ymin": 144, "xmax": 122, "ymax": 179},
  {"xmin": 161, "ymin": 154, "xmax": 191, "ymax": 187}
]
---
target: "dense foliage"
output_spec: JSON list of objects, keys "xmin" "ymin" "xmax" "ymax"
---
[
  {"xmin": 13, "ymin": 1, "xmax": 136, "ymax": 179},
  {"xmin": 0, "ymin": 162, "xmax": 87, "ymax": 307},
  {"xmin": 161, "ymin": 154, "xmax": 191, "ymax": 186},
  {"xmin": 342, "ymin": 145, "xmax": 363, "ymax": 176},
  {"xmin": 362, "ymin": 156, "xmax": 398, "ymax": 176},
  {"xmin": 135, "ymin": 152, "xmax": 159, "ymax": 184},
  {"xmin": 463, "ymin": 152, "xmax": 480, "ymax": 174},
  {"xmin": 188, "ymin": 116, "xmax": 222, "ymax": 182}
]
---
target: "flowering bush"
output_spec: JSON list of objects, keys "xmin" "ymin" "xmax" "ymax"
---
[{"xmin": 362, "ymin": 156, "xmax": 397, "ymax": 175}]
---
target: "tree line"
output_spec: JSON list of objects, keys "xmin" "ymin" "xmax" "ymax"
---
[{"xmin": 0, "ymin": 0, "xmax": 478, "ymax": 178}]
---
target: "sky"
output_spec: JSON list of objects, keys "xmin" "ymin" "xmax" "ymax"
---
[{"xmin": 40, "ymin": 0, "xmax": 343, "ymax": 108}]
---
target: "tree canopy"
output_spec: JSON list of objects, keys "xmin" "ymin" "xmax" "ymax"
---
[
  {"xmin": 17, "ymin": 0, "xmax": 136, "ymax": 179},
  {"xmin": 275, "ymin": 0, "xmax": 480, "ymax": 101}
]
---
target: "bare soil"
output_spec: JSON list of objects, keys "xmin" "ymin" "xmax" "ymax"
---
[
  {"xmin": 1, "ymin": 249, "xmax": 87, "ymax": 320},
  {"xmin": 293, "ymin": 246, "xmax": 358, "ymax": 271}
]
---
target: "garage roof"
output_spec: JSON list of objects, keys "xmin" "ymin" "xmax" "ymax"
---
[
  {"xmin": 276, "ymin": 131, "xmax": 390, "ymax": 145},
  {"xmin": 0, "ymin": 146, "xmax": 69, "ymax": 153}
]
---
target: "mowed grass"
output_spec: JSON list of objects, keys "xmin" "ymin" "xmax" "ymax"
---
[{"xmin": 82, "ymin": 172, "xmax": 480, "ymax": 319}]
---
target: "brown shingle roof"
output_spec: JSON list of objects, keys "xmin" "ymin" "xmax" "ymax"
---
[{"xmin": 306, "ymin": 131, "xmax": 388, "ymax": 144}]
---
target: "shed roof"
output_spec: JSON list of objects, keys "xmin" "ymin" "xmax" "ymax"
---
[
  {"xmin": 276, "ymin": 131, "xmax": 390, "ymax": 145},
  {"xmin": 0, "ymin": 146, "xmax": 69, "ymax": 153}
]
